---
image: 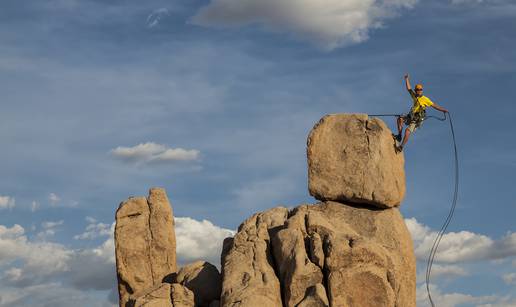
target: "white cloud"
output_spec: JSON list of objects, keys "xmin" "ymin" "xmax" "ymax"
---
[
  {"xmin": 0, "ymin": 282, "xmax": 116, "ymax": 307},
  {"xmin": 416, "ymin": 264, "xmax": 468, "ymax": 282},
  {"xmin": 405, "ymin": 218, "xmax": 516, "ymax": 263},
  {"xmin": 37, "ymin": 220, "xmax": 64, "ymax": 240},
  {"xmin": 175, "ymin": 217, "xmax": 235, "ymax": 266},
  {"xmin": 110, "ymin": 142, "xmax": 200, "ymax": 165},
  {"xmin": 0, "ymin": 196, "xmax": 15, "ymax": 210},
  {"xmin": 416, "ymin": 283, "xmax": 501, "ymax": 307},
  {"xmin": 49, "ymin": 193, "xmax": 61, "ymax": 206},
  {"xmin": 42, "ymin": 220, "xmax": 64, "ymax": 229},
  {"xmin": 147, "ymin": 8, "xmax": 170, "ymax": 28},
  {"xmin": 0, "ymin": 224, "xmax": 72, "ymax": 281},
  {"xmin": 74, "ymin": 218, "xmax": 112, "ymax": 240},
  {"xmin": 191, "ymin": 0, "xmax": 418, "ymax": 50},
  {"xmin": 0, "ymin": 222, "xmax": 116, "ymax": 306}
]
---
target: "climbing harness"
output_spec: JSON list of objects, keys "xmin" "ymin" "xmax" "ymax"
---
[{"xmin": 368, "ymin": 112, "xmax": 459, "ymax": 307}]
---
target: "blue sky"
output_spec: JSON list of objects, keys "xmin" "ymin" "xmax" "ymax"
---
[{"xmin": 0, "ymin": 0, "xmax": 515, "ymax": 306}]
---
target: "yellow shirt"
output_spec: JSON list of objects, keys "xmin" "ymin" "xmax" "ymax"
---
[{"xmin": 409, "ymin": 90, "xmax": 434, "ymax": 114}]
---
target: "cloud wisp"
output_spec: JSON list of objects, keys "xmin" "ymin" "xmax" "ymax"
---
[
  {"xmin": 0, "ymin": 196, "xmax": 15, "ymax": 210},
  {"xmin": 191, "ymin": 0, "xmax": 418, "ymax": 50},
  {"xmin": 110, "ymin": 142, "xmax": 201, "ymax": 165},
  {"xmin": 74, "ymin": 217, "xmax": 112, "ymax": 240},
  {"xmin": 146, "ymin": 8, "xmax": 170, "ymax": 28}
]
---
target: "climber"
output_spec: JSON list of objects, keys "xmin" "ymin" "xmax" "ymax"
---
[{"xmin": 395, "ymin": 74, "xmax": 448, "ymax": 152}]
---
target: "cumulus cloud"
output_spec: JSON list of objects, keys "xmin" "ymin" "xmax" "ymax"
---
[
  {"xmin": 0, "ymin": 196, "xmax": 15, "ymax": 210},
  {"xmin": 110, "ymin": 142, "xmax": 200, "ymax": 165},
  {"xmin": 416, "ymin": 283, "xmax": 502, "ymax": 307},
  {"xmin": 175, "ymin": 217, "xmax": 235, "ymax": 266},
  {"xmin": 0, "ymin": 224, "xmax": 72, "ymax": 284},
  {"xmin": 0, "ymin": 282, "xmax": 116, "ymax": 307},
  {"xmin": 0, "ymin": 222, "xmax": 116, "ymax": 305},
  {"xmin": 191, "ymin": 0, "xmax": 418, "ymax": 50},
  {"xmin": 405, "ymin": 218, "xmax": 516, "ymax": 263}
]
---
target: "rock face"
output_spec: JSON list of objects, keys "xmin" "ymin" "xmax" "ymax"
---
[
  {"xmin": 221, "ymin": 202, "xmax": 416, "ymax": 307},
  {"xmin": 176, "ymin": 261, "xmax": 222, "ymax": 307},
  {"xmin": 170, "ymin": 283, "xmax": 195, "ymax": 307},
  {"xmin": 220, "ymin": 207, "xmax": 288, "ymax": 307},
  {"xmin": 133, "ymin": 283, "xmax": 173, "ymax": 307},
  {"xmin": 115, "ymin": 188, "xmax": 223, "ymax": 307},
  {"xmin": 220, "ymin": 114, "xmax": 415, "ymax": 307},
  {"xmin": 115, "ymin": 188, "xmax": 178, "ymax": 307},
  {"xmin": 307, "ymin": 113, "xmax": 406, "ymax": 208}
]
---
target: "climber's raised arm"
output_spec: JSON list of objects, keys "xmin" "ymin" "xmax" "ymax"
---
[{"xmin": 404, "ymin": 74, "xmax": 412, "ymax": 92}]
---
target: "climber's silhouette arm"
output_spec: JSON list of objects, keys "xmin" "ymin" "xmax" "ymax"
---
[
  {"xmin": 431, "ymin": 103, "xmax": 448, "ymax": 113},
  {"xmin": 404, "ymin": 74, "xmax": 412, "ymax": 92}
]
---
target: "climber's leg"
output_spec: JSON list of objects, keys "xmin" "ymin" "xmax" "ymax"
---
[
  {"xmin": 402, "ymin": 128, "xmax": 411, "ymax": 147},
  {"xmin": 396, "ymin": 116, "xmax": 404, "ymax": 141}
]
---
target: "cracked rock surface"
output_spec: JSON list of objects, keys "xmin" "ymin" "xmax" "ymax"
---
[
  {"xmin": 307, "ymin": 114, "xmax": 406, "ymax": 208},
  {"xmin": 115, "ymin": 188, "xmax": 178, "ymax": 307},
  {"xmin": 220, "ymin": 202, "xmax": 416, "ymax": 307}
]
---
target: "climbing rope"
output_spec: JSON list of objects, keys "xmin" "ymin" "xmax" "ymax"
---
[{"xmin": 368, "ymin": 112, "xmax": 459, "ymax": 307}]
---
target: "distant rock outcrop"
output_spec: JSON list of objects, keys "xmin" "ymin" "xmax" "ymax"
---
[
  {"xmin": 114, "ymin": 113, "xmax": 416, "ymax": 307},
  {"xmin": 115, "ymin": 188, "xmax": 221, "ymax": 307},
  {"xmin": 115, "ymin": 188, "xmax": 178, "ymax": 307},
  {"xmin": 307, "ymin": 114, "xmax": 406, "ymax": 208}
]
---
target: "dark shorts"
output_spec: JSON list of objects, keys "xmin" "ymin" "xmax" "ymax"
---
[{"xmin": 402, "ymin": 113, "xmax": 423, "ymax": 133}]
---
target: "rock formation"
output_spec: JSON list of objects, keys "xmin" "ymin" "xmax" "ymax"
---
[
  {"xmin": 114, "ymin": 113, "xmax": 416, "ymax": 307},
  {"xmin": 307, "ymin": 113, "xmax": 406, "ymax": 208},
  {"xmin": 115, "ymin": 188, "xmax": 222, "ymax": 307},
  {"xmin": 220, "ymin": 114, "xmax": 416, "ymax": 307},
  {"xmin": 115, "ymin": 188, "xmax": 178, "ymax": 306},
  {"xmin": 220, "ymin": 207, "xmax": 288, "ymax": 307},
  {"xmin": 176, "ymin": 261, "xmax": 222, "ymax": 307}
]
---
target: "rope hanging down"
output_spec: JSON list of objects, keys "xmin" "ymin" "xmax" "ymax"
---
[{"xmin": 368, "ymin": 112, "xmax": 459, "ymax": 307}]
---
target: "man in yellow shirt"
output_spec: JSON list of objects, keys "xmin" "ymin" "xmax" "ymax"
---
[{"xmin": 395, "ymin": 74, "xmax": 448, "ymax": 152}]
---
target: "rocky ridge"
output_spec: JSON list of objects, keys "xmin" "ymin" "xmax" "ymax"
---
[{"xmin": 114, "ymin": 113, "xmax": 416, "ymax": 307}]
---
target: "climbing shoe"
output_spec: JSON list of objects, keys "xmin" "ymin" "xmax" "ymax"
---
[
  {"xmin": 396, "ymin": 144, "xmax": 404, "ymax": 153},
  {"xmin": 392, "ymin": 133, "xmax": 402, "ymax": 142}
]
